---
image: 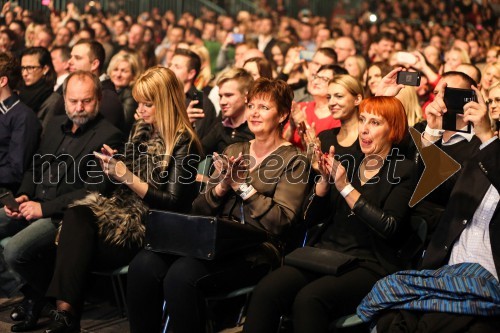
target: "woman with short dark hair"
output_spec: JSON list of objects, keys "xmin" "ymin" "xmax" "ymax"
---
[{"xmin": 127, "ymin": 78, "xmax": 311, "ymax": 333}]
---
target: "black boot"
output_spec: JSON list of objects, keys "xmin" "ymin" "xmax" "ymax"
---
[
  {"xmin": 10, "ymin": 298, "xmax": 47, "ymax": 332},
  {"xmin": 10, "ymin": 298, "xmax": 30, "ymax": 321},
  {"xmin": 44, "ymin": 310, "xmax": 80, "ymax": 333}
]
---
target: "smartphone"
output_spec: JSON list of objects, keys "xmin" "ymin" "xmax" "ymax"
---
[
  {"xmin": 192, "ymin": 90, "xmax": 203, "ymax": 110},
  {"xmin": 395, "ymin": 52, "xmax": 417, "ymax": 65},
  {"xmin": 397, "ymin": 71, "xmax": 421, "ymax": 86},
  {"xmin": 0, "ymin": 192, "xmax": 20, "ymax": 212},
  {"xmin": 299, "ymin": 50, "xmax": 315, "ymax": 62},
  {"xmin": 231, "ymin": 33, "xmax": 244, "ymax": 43},
  {"xmin": 443, "ymin": 87, "xmax": 476, "ymax": 133}
]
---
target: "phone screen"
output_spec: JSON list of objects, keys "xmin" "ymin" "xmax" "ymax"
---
[
  {"xmin": 193, "ymin": 90, "xmax": 203, "ymax": 110},
  {"xmin": 443, "ymin": 87, "xmax": 476, "ymax": 133},
  {"xmin": 396, "ymin": 71, "xmax": 421, "ymax": 86},
  {"xmin": 232, "ymin": 33, "xmax": 244, "ymax": 43},
  {"xmin": 299, "ymin": 50, "xmax": 314, "ymax": 62}
]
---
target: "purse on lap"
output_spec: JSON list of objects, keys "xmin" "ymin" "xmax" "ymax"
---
[
  {"xmin": 144, "ymin": 209, "xmax": 268, "ymax": 260},
  {"xmin": 284, "ymin": 246, "xmax": 359, "ymax": 275}
]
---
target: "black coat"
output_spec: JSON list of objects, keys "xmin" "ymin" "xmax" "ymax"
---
[
  {"xmin": 16, "ymin": 114, "xmax": 123, "ymax": 219},
  {"xmin": 421, "ymin": 139, "xmax": 500, "ymax": 278},
  {"xmin": 100, "ymin": 79, "xmax": 125, "ymax": 132}
]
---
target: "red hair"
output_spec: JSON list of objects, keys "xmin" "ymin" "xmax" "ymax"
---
[{"xmin": 359, "ymin": 96, "xmax": 408, "ymax": 144}]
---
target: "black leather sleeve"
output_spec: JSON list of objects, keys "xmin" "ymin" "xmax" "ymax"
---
[
  {"xmin": 143, "ymin": 136, "xmax": 200, "ymax": 212},
  {"xmin": 352, "ymin": 159, "xmax": 416, "ymax": 240},
  {"xmin": 352, "ymin": 195, "xmax": 399, "ymax": 239}
]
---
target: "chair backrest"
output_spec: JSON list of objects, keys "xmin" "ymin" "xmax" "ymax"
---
[
  {"xmin": 196, "ymin": 156, "xmax": 213, "ymax": 192},
  {"xmin": 400, "ymin": 215, "xmax": 428, "ymax": 269}
]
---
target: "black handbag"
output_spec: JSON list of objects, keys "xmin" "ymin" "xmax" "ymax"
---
[
  {"xmin": 284, "ymin": 246, "xmax": 359, "ymax": 275},
  {"xmin": 144, "ymin": 210, "xmax": 269, "ymax": 260}
]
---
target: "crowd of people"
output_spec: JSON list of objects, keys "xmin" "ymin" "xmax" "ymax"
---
[{"xmin": 0, "ymin": 0, "xmax": 499, "ymax": 332}]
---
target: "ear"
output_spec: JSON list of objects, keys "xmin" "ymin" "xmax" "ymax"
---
[
  {"xmin": 42, "ymin": 65, "xmax": 49, "ymax": 75},
  {"xmin": 279, "ymin": 112, "xmax": 288, "ymax": 124},
  {"xmin": 187, "ymin": 68, "xmax": 196, "ymax": 82},
  {"xmin": 90, "ymin": 58, "xmax": 100, "ymax": 73},
  {"xmin": 0, "ymin": 76, "xmax": 8, "ymax": 88},
  {"xmin": 354, "ymin": 94, "xmax": 362, "ymax": 106}
]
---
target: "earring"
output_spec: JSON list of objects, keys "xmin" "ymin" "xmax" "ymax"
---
[{"xmin": 43, "ymin": 72, "xmax": 47, "ymax": 75}]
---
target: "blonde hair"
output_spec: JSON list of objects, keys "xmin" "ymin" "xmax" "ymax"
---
[
  {"xmin": 107, "ymin": 50, "xmax": 144, "ymax": 87},
  {"xmin": 396, "ymin": 86, "xmax": 423, "ymax": 127},
  {"xmin": 447, "ymin": 46, "xmax": 471, "ymax": 65},
  {"xmin": 487, "ymin": 80, "xmax": 500, "ymax": 95},
  {"xmin": 189, "ymin": 44, "xmax": 212, "ymax": 90},
  {"xmin": 344, "ymin": 55, "xmax": 367, "ymax": 83},
  {"xmin": 330, "ymin": 74, "xmax": 364, "ymax": 99},
  {"xmin": 216, "ymin": 67, "xmax": 254, "ymax": 94},
  {"xmin": 132, "ymin": 66, "xmax": 201, "ymax": 160}
]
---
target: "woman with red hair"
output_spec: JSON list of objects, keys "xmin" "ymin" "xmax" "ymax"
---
[{"xmin": 244, "ymin": 96, "xmax": 417, "ymax": 333}]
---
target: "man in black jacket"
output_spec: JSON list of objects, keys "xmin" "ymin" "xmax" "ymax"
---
[
  {"xmin": 169, "ymin": 48, "xmax": 216, "ymax": 141},
  {"xmin": 0, "ymin": 52, "xmax": 41, "ymax": 195},
  {"xmin": 68, "ymin": 39, "xmax": 125, "ymax": 133},
  {"xmin": 0, "ymin": 71, "xmax": 122, "ymax": 331}
]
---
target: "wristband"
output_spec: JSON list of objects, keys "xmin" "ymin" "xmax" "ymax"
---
[
  {"xmin": 340, "ymin": 184, "xmax": 354, "ymax": 198},
  {"xmin": 424, "ymin": 125, "xmax": 444, "ymax": 137},
  {"xmin": 236, "ymin": 183, "xmax": 255, "ymax": 200}
]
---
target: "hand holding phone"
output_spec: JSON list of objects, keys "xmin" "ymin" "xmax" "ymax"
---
[{"xmin": 0, "ymin": 192, "xmax": 20, "ymax": 212}]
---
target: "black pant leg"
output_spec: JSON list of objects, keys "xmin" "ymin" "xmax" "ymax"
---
[
  {"xmin": 46, "ymin": 206, "xmax": 139, "ymax": 312},
  {"xmin": 243, "ymin": 265, "xmax": 317, "ymax": 333},
  {"xmin": 127, "ymin": 250, "xmax": 178, "ymax": 333},
  {"xmin": 293, "ymin": 266, "xmax": 382, "ymax": 333}
]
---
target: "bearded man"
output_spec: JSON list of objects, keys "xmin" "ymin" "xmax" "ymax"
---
[{"xmin": 0, "ymin": 71, "xmax": 122, "ymax": 332}]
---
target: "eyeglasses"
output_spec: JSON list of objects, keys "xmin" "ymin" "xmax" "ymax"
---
[
  {"xmin": 311, "ymin": 74, "xmax": 330, "ymax": 83},
  {"xmin": 21, "ymin": 66, "xmax": 42, "ymax": 73},
  {"xmin": 487, "ymin": 97, "xmax": 500, "ymax": 105}
]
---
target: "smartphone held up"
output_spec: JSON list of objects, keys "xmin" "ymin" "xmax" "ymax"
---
[
  {"xmin": 442, "ymin": 87, "xmax": 476, "ymax": 133},
  {"xmin": 396, "ymin": 71, "xmax": 421, "ymax": 86}
]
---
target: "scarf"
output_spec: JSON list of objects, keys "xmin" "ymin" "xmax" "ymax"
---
[{"xmin": 18, "ymin": 79, "xmax": 53, "ymax": 114}]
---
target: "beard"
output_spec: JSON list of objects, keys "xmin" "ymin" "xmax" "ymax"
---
[{"xmin": 66, "ymin": 103, "xmax": 99, "ymax": 126}]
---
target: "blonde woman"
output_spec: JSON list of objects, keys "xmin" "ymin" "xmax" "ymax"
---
[
  {"xmin": 488, "ymin": 81, "xmax": 500, "ymax": 136},
  {"xmin": 189, "ymin": 44, "xmax": 212, "ymax": 91},
  {"xmin": 317, "ymin": 74, "xmax": 364, "ymax": 157},
  {"xmin": 344, "ymin": 55, "xmax": 367, "ymax": 85},
  {"xmin": 442, "ymin": 46, "xmax": 471, "ymax": 73},
  {"xmin": 41, "ymin": 67, "xmax": 202, "ymax": 332},
  {"xmin": 108, "ymin": 50, "xmax": 144, "ymax": 134},
  {"xmin": 480, "ymin": 62, "xmax": 500, "ymax": 100},
  {"xmin": 395, "ymin": 86, "xmax": 423, "ymax": 127}
]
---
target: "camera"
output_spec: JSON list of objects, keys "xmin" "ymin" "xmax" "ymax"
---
[{"xmin": 396, "ymin": 71, "xmax": 421, "ymax": 86}]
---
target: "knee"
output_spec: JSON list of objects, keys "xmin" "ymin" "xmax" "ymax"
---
[
  {"xmin": 4, "ymin": 238, "xmax": 22, "ymax": 269},
  {"xmin": 163, "ymin": 257, "xmax": 205, "ymax": 292},
  {"xmin": 128, "ymin": 250, "xmax": 167, "ymax": 285},
  {"xmin": 293, "ymin": 287, "xmax": 322, "ymax": 312}
]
